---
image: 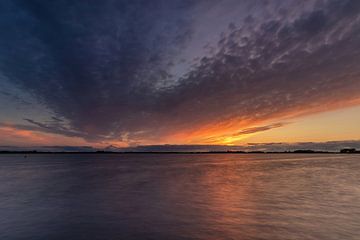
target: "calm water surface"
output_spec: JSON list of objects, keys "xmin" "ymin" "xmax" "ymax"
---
[{"xmin": 0, "ymin": 154, "xmax": 359, "ymax": 240}]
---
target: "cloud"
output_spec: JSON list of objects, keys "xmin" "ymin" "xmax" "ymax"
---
[
  {"xmin": 233, "ymin": 122, "xmax": 289, "ymax": 136},
  {"xmin": 0, "ymin": 0, "xmax": 360, "ymax": 144},
  {"xmin": 0, "ymin": 90, "xmax": 31, "ymax": 106},
  {"xmin": 107, "ymin": 140, "xmax": 360, "ymax": 152},
  {"xmin": 0, "ymin": 119, "xmax": 81, "ymax": 138},
  {"xmin": 203, "ymin": 122, "xmax": 290, "ymax": 144}
]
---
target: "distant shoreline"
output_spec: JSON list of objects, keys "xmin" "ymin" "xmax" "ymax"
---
[{"xmin": 0, "ymin": 150, "xmax": 359, "ymax": 154}]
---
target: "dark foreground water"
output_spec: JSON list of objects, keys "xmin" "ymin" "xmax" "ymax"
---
[{"xmin": 0, "ymin": 154, "xmax": 360, "ymax": 240}]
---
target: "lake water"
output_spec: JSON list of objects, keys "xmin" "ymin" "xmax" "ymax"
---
[{"xmin": 0, "ymin": 153, "xmax": 359, "ymax": 240}]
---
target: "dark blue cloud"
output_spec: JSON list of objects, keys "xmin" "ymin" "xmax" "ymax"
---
[{"xmin": 0, "ymin": 0, "xmax": 360, "ymax": 143}]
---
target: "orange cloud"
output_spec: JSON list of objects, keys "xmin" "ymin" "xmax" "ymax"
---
[
  {"xmin": 161, "ymin": 97, "xmax": 360, "ymax": 145},
  {"xmin": 0, "ymin": 126, "xmax": 88, "ymax": 147}
]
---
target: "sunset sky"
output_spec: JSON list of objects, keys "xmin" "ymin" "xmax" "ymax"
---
[{"xmin": 0, "ymin": 0, "xmax": 360, "ymax": 150}]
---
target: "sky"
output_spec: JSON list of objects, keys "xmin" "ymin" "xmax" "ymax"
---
[{"xmin": 0, "ymin": 0, "xmax": 360, "ymax": 151}]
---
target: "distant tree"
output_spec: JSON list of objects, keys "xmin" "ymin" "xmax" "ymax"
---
[
  {"xmin": 340, "ymin": 148, "xmax": 356, "ymax": 153},
  {"xmin": 293, "ymin": 150, "xmax": 315, "ymax": 153}
]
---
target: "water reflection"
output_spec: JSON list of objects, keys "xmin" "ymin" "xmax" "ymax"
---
[{"xmin": 0, "ymin": 154, "xmax": 360, "ymax": 239}]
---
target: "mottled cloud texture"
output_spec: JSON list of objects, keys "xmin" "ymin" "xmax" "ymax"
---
[{"xmin": 1, "ymin": 0, "xmax": 360, "ymax": 145}]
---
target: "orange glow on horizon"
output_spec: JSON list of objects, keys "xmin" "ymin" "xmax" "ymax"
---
[
  {"xmin": 1, "ymin": 97, "xmax": 360, "ymax": 147},
  {"xmin": 162, "ymin": 97, "xmax": 360, "ymax": 145}
]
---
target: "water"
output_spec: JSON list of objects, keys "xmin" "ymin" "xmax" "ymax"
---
[{"xmin": 0, "ymin": 154, "xmax": 359, "ymax": 240}]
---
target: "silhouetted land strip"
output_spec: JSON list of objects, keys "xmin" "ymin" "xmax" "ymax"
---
[{"xmin": 0, "ymin": 149, "xmax": 359, "ymax": 154}]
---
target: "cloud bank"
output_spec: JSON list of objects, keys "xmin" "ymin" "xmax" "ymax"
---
[{"xmin": 0, "ymin": 0, "xmax": 360, "ymax": 144}]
